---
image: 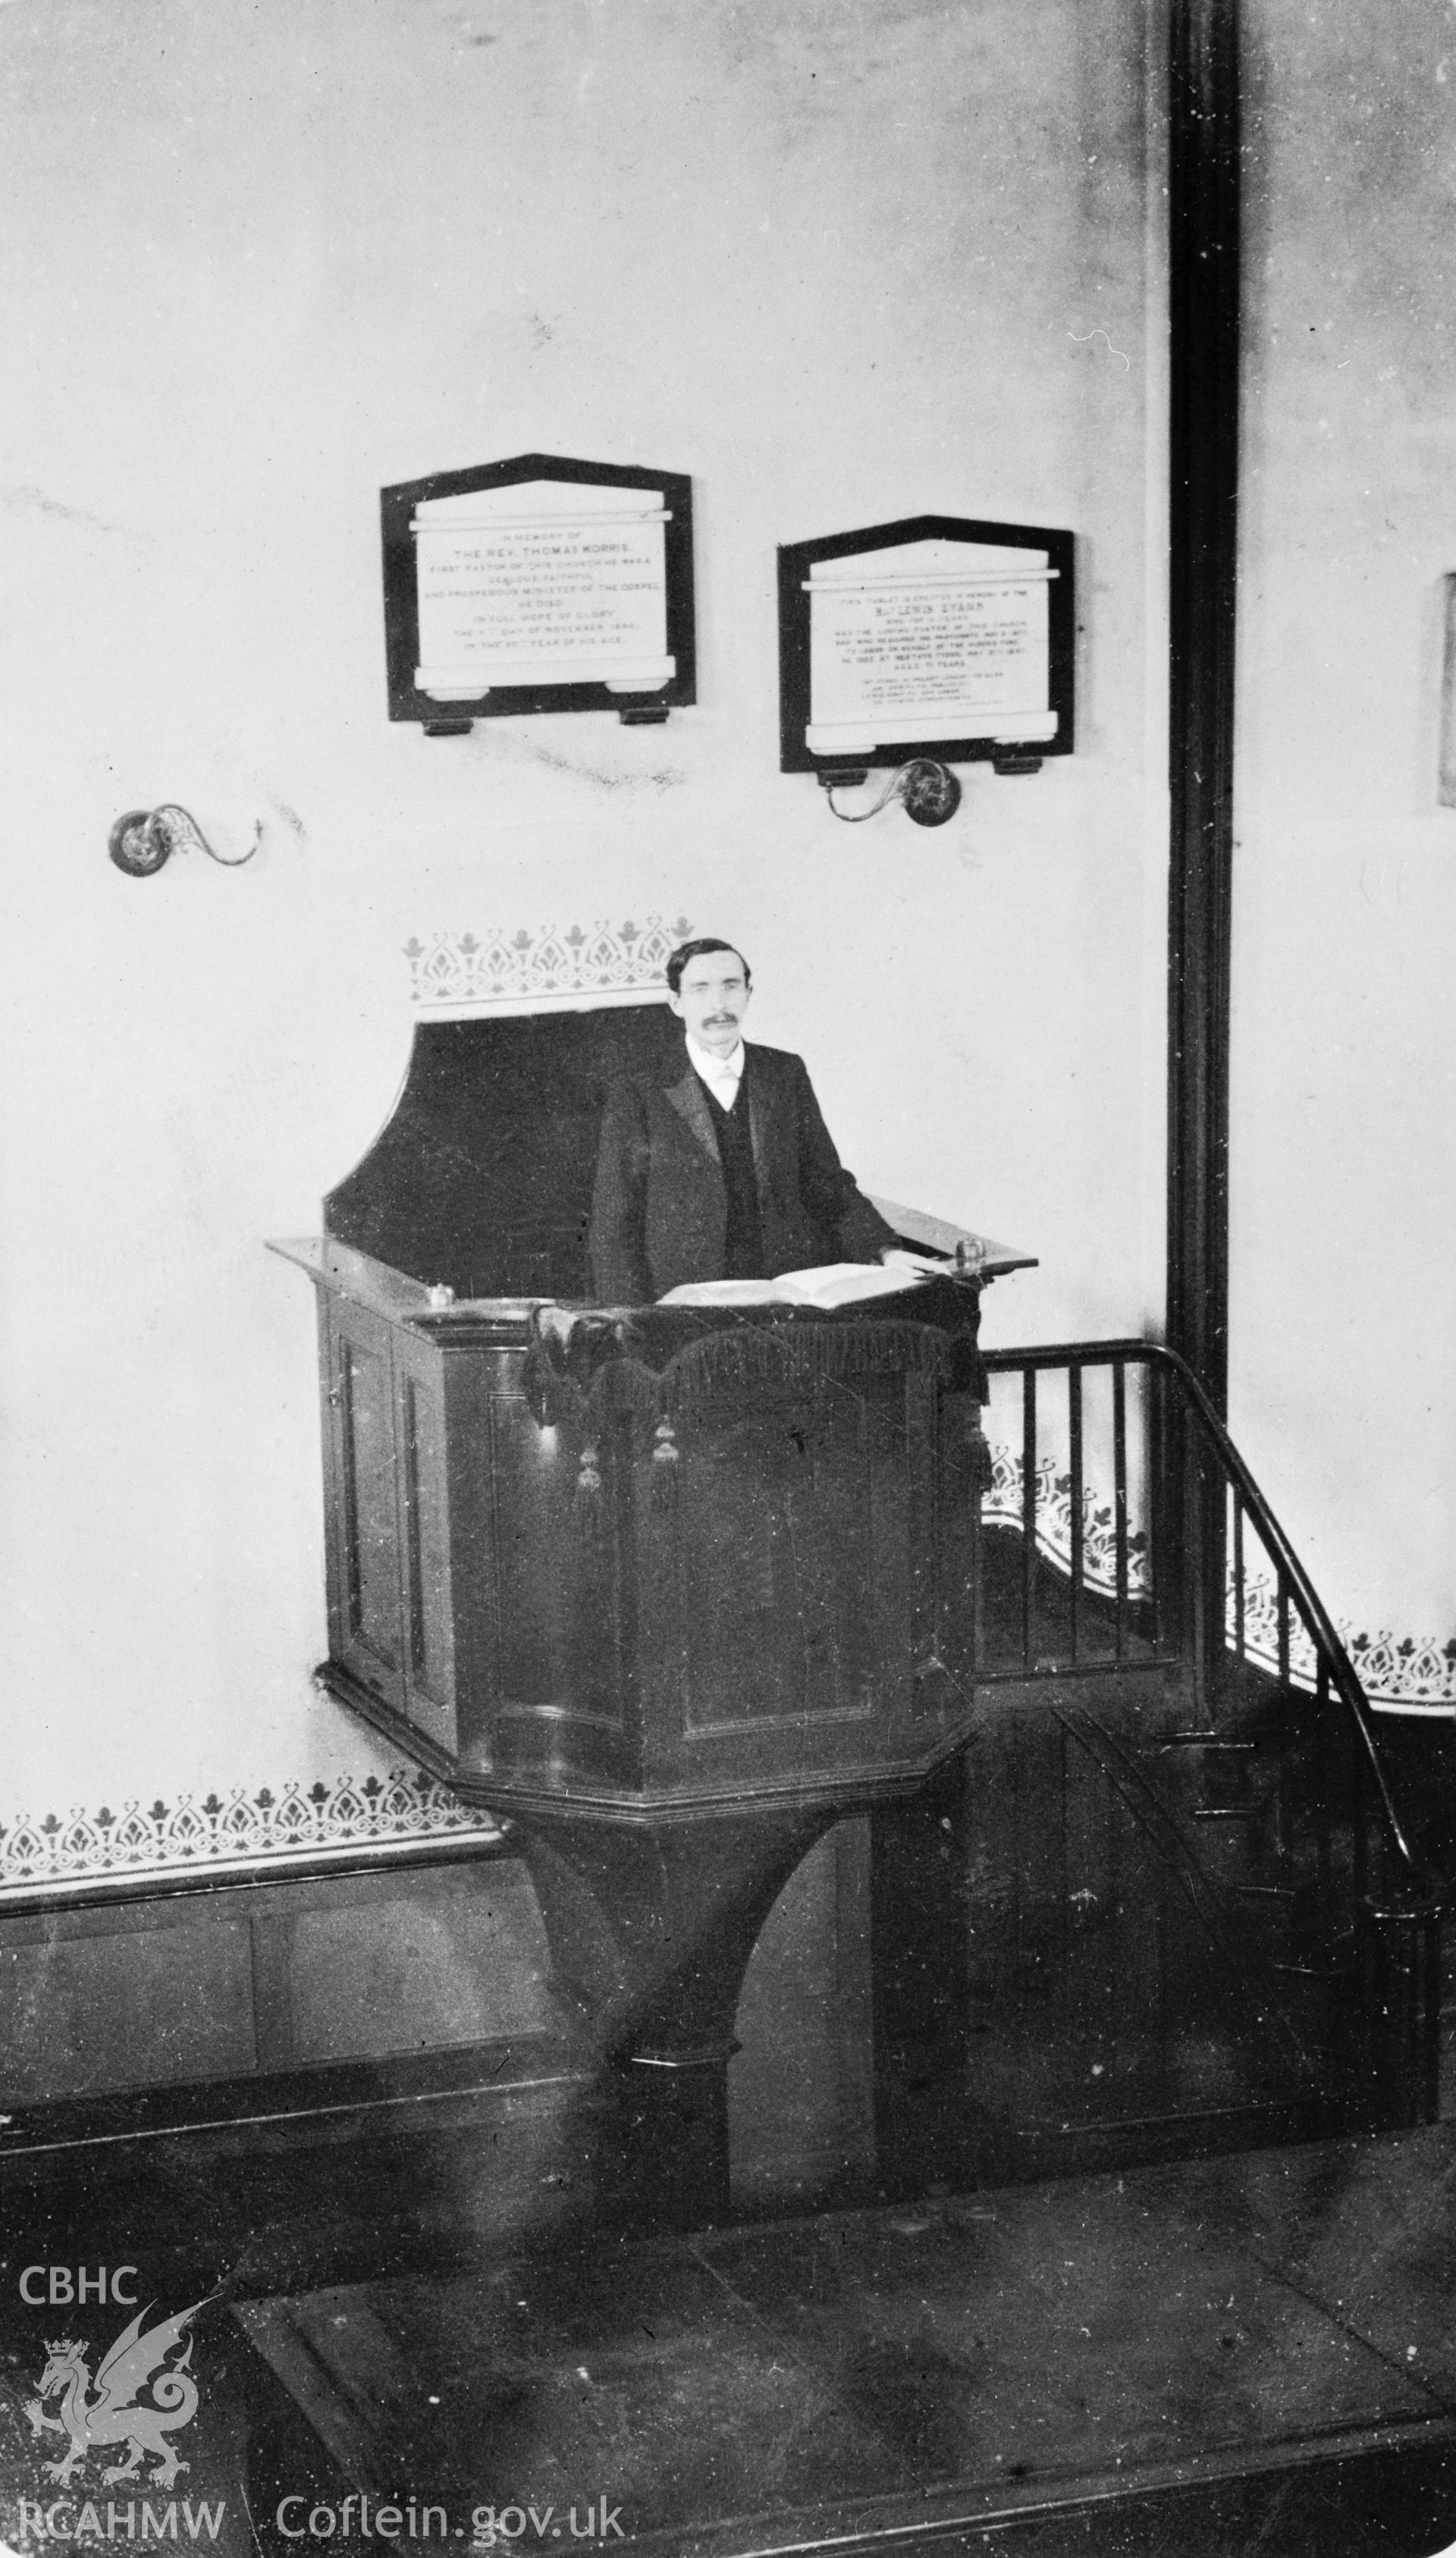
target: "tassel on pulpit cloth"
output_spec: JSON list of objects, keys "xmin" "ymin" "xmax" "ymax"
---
[
  {"xmin": 573, "ymin": 1439, "xmax": 604, "ymax": 1554},
  {"xmin": 651, "ymin": 1416, "xmax": 680, "ymax": 1514}
]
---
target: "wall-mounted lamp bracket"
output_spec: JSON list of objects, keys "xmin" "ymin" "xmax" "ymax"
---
[
  {"xmin": 899, "ymin": 759, "xmax": 962, "ymax": 825},
  {"xmin": 821, "ymin": 758, "xmax": 962, "ymax": 827},
  {"xmin": 108, "ymin": 810, "xmax": 173, "ymax": 877},
  {"xmin": 108, "ymin": 805, "xmax": 262, "ymax": 877},
  {"xmin": 991, "ymin": 752, "xmax": 1044, "ymax": 777}
]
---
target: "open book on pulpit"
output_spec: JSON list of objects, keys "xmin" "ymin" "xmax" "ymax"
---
[{"xmin": 658, "ymin": 1252, "xmax": 949, "ymax": 1310}]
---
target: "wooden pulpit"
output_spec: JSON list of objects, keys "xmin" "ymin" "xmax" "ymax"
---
[{"xmin": 272, "ymin": 1003, "xmax": 1031, "ymax": 2222}]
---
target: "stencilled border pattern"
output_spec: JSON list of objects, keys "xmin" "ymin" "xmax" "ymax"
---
[
  {"xmin": 404, "ymin": 914, "xmax": 694, "ymax": 1009},
  {"xmin": 1232, "ymin": 1575, "xmax": 1456, "ymax": 1712},
  {"xmin": 984, "ymin": 1442, "xmax": 1153, "ymax": 1599},
  {"xmin": 984, "ymin": 1439, "xmax": 1456, "ymax": 1713},
  {"xmin": 0, "ymin": 1767, "xmax": 502, "ymax": 1894}
]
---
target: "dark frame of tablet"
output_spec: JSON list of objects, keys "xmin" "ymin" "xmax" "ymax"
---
[
  {"xmin": 777, "ymin": 512, "xmax": 1075, "ymax": 776},
  {"xmin": 381, "ymin": 453, "xmax": 696, "ymax": 730}
]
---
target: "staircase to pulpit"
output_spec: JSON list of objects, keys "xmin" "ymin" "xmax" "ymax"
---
[{"xmin": 871, "ymin": 1340, "xmax": 1444, "ymax": 2202}]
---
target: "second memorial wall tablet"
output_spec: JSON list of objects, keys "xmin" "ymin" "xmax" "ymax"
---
[{"xmin": 779, "ymin": 511, "xmax": 1075, "ymax": 779}]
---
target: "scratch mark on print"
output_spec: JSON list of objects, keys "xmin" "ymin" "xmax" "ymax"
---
[
  {"xmin": 1, "ymin": 482, "xmax": 151, "ymax": 544},
  {"xmin": 1068, "ymin": 327, "xmax": 1131, "ymax": 372},
  {"xmin": 479, "ymin": 729, "xmax": 687, "ymax": 793},
  {"xmin": 528, "ymin": 740, "xmax": 686, "ymax": 792}
]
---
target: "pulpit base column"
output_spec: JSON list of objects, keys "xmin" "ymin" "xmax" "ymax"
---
[{"xmin": 507, "ymin": 1804, "xmax": 843, "ymax": 2231}]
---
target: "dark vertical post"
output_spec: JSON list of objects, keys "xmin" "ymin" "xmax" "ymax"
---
[
  {"xmin": 1112, "ymin": 1362, "xmax": 1129, "ymax": 1657},
  {"xmin": 1021, "ymin": 1368, "xmax": 1038, "ymax": 1668},
  {"xmin": 1068, "ymin": 1365, "xmax": 1084, "ymax": 1664},
  {"xmin": 1168, "ymin": 1, "xmax": 1241, "ymax": 1706},
  {"xmin": 1168, "ymin": 0, "xmax": 1241, "ymax": 1410},
  {"xmin": 1314, "ymin": 1658, "xmax": 1333, "ymax": 1916}
]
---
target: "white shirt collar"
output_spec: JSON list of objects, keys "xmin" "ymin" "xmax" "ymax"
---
[{"xmin": 686, "ymin": 1031, "xmax": 745, "ymax": 1091}]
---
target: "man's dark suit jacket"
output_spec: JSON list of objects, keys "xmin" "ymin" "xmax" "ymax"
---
[{"xmin": 588, "ymin": 1041, "xmax": 897, "ymax": 1304}]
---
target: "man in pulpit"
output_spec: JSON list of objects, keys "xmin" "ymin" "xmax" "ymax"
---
[{"xmin": 588, "ymin": 936, "xmax": 899, "ymax": 1304}]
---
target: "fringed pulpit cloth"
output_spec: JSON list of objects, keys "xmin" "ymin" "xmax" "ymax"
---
[{"xmin": 523, "ymin": 1276, "xmax": 987, "ymax": 1434}]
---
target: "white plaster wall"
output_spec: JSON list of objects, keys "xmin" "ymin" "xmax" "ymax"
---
[
  {"xmin": 1234, "ymin": 0, "xmax": 1456, "ymax": 1669},
  {"xmin": 0, "ymin": 0, "xmax": 1163, "ymax": 1833}
]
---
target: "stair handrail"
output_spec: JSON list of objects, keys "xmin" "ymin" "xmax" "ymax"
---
[{"xmin": 979, "ymin": 1335, "xmax": 1442, "ymax": 1908}]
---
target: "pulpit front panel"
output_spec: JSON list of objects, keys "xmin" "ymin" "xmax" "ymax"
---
[
  {"xmin": 480, "ymin": 1381, "xmax": 632, "ymax": 1741},
  {"xmin": 648, "ymin": 1379, "xmax": 899, "ymax": 1734},
  {"xmin": 623, "ymin": 1365, "xmax": 977, "ymax": 1797}
]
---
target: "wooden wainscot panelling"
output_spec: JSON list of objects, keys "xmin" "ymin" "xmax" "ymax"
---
[
  {"xmin": 0, "ymin": 1898, "xmax": 258, "ymax": 2104},
  {"xmin": 0, "ymin": 1854, "xmax": 574, "ymax": 2120}
]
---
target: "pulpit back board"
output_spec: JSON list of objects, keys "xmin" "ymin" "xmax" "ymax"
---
[{"xmin": 324, "ymin": 1003, "xmax": 686, "ymax": 1300}]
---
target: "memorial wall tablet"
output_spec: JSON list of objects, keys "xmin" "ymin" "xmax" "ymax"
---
[
  {"xmin": 381, "ymin": 453, "xmax": 695, "ymax": 732},
  {"xmin": 778, "ymin": 512, "xmax": 1075, "ymax": 780}
]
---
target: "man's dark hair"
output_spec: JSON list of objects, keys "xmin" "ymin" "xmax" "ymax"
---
[{"xmin": 666, "ymin": 937, "xmax": 752, "ymax": 996}]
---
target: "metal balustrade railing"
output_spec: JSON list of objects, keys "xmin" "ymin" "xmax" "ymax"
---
[
  {"xmin": 977, "ymin": 1345, "xmax": 1167, "ymax": 1678},
  {"xmin": 973, "ymin": 1339, "xmax": 1445, "ymax": 2128}
]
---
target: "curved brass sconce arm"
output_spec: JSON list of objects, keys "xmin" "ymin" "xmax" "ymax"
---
[
  {"xmin": 823, "ymin": 759, "xmax": 962, "ymax": 828},
  {"xmin": 108, "ymin": 805, "xmax": 262, "ymax": 877}
]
